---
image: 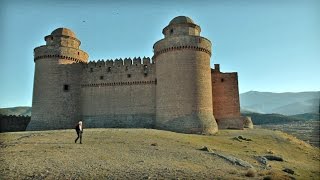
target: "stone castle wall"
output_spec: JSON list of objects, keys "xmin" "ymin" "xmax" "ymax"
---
[
  {"xmin": 211, "ymin": 65, "xmax": 242, "ymax": 129},
  {"xmin": 0, "ymin": 115, "xmax": 30, "ymax": 132},
  {"xmin": 28, "ymin": 17, "xmax": 244, "ymax": 133},
  {"xmin": 34, "ymin": 46, "xmax": 88, "ymax": 64},
  {"xmin": 153, "ymin": 34, "xmax": 218, "ymax": 134},
  {"xmin": 80, "ymin": 57, "xmax": 157, "ymax": 128},
  {"xmin": 27, "ymin": 28, "xmax": 89, "ymax": 131},
  {"xmin": 28, "ymin": 60, "xmax": 83, "ymax": 130}
]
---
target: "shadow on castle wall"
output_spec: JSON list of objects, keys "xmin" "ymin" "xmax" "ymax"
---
[{"xmin": 0, "ymin": 114, "xmax": 31, "ymax": 133}]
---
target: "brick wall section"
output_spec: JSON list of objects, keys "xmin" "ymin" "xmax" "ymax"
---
[
  {"xmin": 0, "ymin": 115, "xmax": 30, "ymax": 132},
  {"xmin": 211, "ymin": 65, "xmax": 240, "ymax": 120}
]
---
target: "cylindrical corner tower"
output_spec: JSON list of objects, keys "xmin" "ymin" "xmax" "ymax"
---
[
  {"xmin": 153, "ymin": 16, "xmax": 218, "ymax": 134},
  {"xmin": 27, "ymin": 28, "xmax": 89, "ymax": 130}
]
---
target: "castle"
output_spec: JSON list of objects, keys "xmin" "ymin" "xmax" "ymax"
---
[{"xmin": 27, "ymin": 16, "xmax": 246, "ymax": 134}]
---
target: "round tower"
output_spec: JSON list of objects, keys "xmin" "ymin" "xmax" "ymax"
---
[
  {"xmin": 153, "ymin": 16, "xmax": 218, "ymax": 134},
  {"xmin": 27, "ymin": 28, "xmax": 89, "ymax": 130}
]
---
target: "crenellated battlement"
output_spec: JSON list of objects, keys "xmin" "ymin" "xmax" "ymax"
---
[
  {"xmin": 84, "ymin": 56, "xmax": 153, "ymax": 68},
  {"xmin": 81, "ymin": 56, "xmax": 156, "ymax": 86}
]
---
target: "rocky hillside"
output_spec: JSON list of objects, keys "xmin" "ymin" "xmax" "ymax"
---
[
  {"xmin": 240, "ymin": 91, "xmax": 319, "ymax": 115},
  {"xmin": 0, "ymin": 128, "xmax": 319, "ymax": 179}
]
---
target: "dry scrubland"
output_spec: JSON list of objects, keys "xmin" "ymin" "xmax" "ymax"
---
[
  {"xmin": 0, "ymin": 128, "xmax": 319, "ymax": 179},
  {"xmin": 259, "ymin": 120, "xmax": 320, "ymax": 147}
]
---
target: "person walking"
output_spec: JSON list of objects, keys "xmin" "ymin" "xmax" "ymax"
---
[{"xmin": 75, "ymin": 121, "xmax": 83, "ymax": 144}]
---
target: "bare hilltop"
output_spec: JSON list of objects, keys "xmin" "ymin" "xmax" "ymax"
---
[{"xmin": 0, "ymin": 128, "xmax": 319, "ymax": 179}]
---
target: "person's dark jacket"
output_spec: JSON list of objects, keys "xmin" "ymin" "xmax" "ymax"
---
[{"xmin": 75, "ymin": 124, "xmax": 83, "ymax": 133}]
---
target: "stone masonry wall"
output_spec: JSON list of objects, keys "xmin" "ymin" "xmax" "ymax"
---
[
  {"xmin": 0, "ymin": 115, "xmax": 31, "ymax": 132},
  {"xmin": 27, "ymin": 29, "xmax": 89, "ymax": 131},
  {"xmin": 34, "ymin": 46, "xmax": 88, "ymax": 64},
  {"xmin": 80, "ymin": 57, "xmax": 156, "ymax": 128},
  {"xmin": 154, "ymin": 35, "xmax": 218, "ymax": 134},
  {"xmin": 27, "ymin": 60, "xmax": 83, "ymax": 130},
  {"xmin": 211, "ymin": 66, "xmax": 242, "ymax": 129}
]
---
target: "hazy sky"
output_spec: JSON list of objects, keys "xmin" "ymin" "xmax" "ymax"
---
[{"xmin": 0, "ymin": 0, "xmax": 319, "ymax": 108}]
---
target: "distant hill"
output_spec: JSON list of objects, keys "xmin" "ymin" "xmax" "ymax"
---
[
  {"xmin": 241, "ymin": 112, "xmax": 319, "ymax": 125},
  {"xmin": 240, "ymin": 91, "xmax": 319, "ymax": 115},
  {"xmin": 290, "ymin": 113, "xmax": 320, "ymax": 121},
  {"xmin": 0, "ymin": 106, "xmax": 31, "ymax": 116},
  {"xmin": 242, "ymin": 111, "xmax": 320, "ymax": 147}
]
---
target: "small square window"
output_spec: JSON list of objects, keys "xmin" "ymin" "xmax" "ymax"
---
[
  {"xmin": 90, "ymin": 68, "xmax": 93, "ymax": 72},
  {"xmin": 127, "ymin": 74, "xmax": 131, "ymax": 78},
  {"xmin": 63, "ymin": 84, "xmax": 69, "ymax": 91},
  {"xmin": 100, "ymin": 76, "xmax": 104, "ymax": 80}
]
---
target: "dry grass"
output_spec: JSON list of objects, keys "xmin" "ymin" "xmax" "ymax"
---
[{"xmin": 0, "ymin": 128, "xmax": 319, "ymax": 179}]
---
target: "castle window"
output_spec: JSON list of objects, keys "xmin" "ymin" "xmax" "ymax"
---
[
  {"xmin": 100, "ymin": 76, "xmax": 104, "ymax": 80},
  {"xmin": 144, "ymin": 65, "xmax": 148, "ymax": 76},
  {"xmin": 107, "ymin": 67, "xmax": 111, "ymax": 72},
  {"xmin": 51, "ymin": 36, "xmax": 53, "ymax": 40},
  {"xmin": 221, "ymin": 78, "xmax": 224, "ymax": 82},
  {"xmin": 63, "ymin": 84, "xmax": 69, "ymax": 92},
  {"xmin": 78, "ymin": 52, "xmax": 80, "ymax": 55},
  {"xmin": 170, "ymin": 29, "xmax": 173, "ymax": 34},
  {"xmin": 125, "ymin": 66, "xmax": 128, "ymax": 71},
  {"xmin": 127, "ymin": 74, "xmax": 131, "ymax": 78},
  {"xmin": 90, "ymin": 68, "xmax": 93, "ymax": 72}
]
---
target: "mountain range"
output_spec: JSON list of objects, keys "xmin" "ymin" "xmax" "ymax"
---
[
  {"xmin": 0, "ymin": 106, "xmax": 31, "ymax": 116},
  {"xmin": 240, "ymin": 91, "xmax": 319, "ymax": 115}
]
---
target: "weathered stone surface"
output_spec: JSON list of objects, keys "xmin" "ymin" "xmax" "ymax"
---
[
  {"xmin": 264, "ymin": 155, "xmax": 284, "ymax": 161},
  {"xmin": 242, "ymin": 116, "xmax": 254, "ymax": 129},
  {"xmin": 83, "ymin": 114, "xmax": 155, "ymax": 128},
  {"xmin": 256, "ymin": 156, "xmax": 268, "ymax": 166},
  {"xmin": 199, "ymin": 146, "xmax": 213, "ymax": 152},
  {"xmin": 209, "ymin": 151, "xmax": 253, "ymax": 168},
  {"xmin": 216, "ymin": 117, "xmax": 244, "ymax": 130},
  {"xmin": 283, "ymin": 168, "xmax": 295, "ymax": 174}
]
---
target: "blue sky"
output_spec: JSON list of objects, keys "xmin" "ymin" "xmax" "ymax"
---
[{"xmin": 0, "ymin": 0, "xmax": 319, "ymax": 108}]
